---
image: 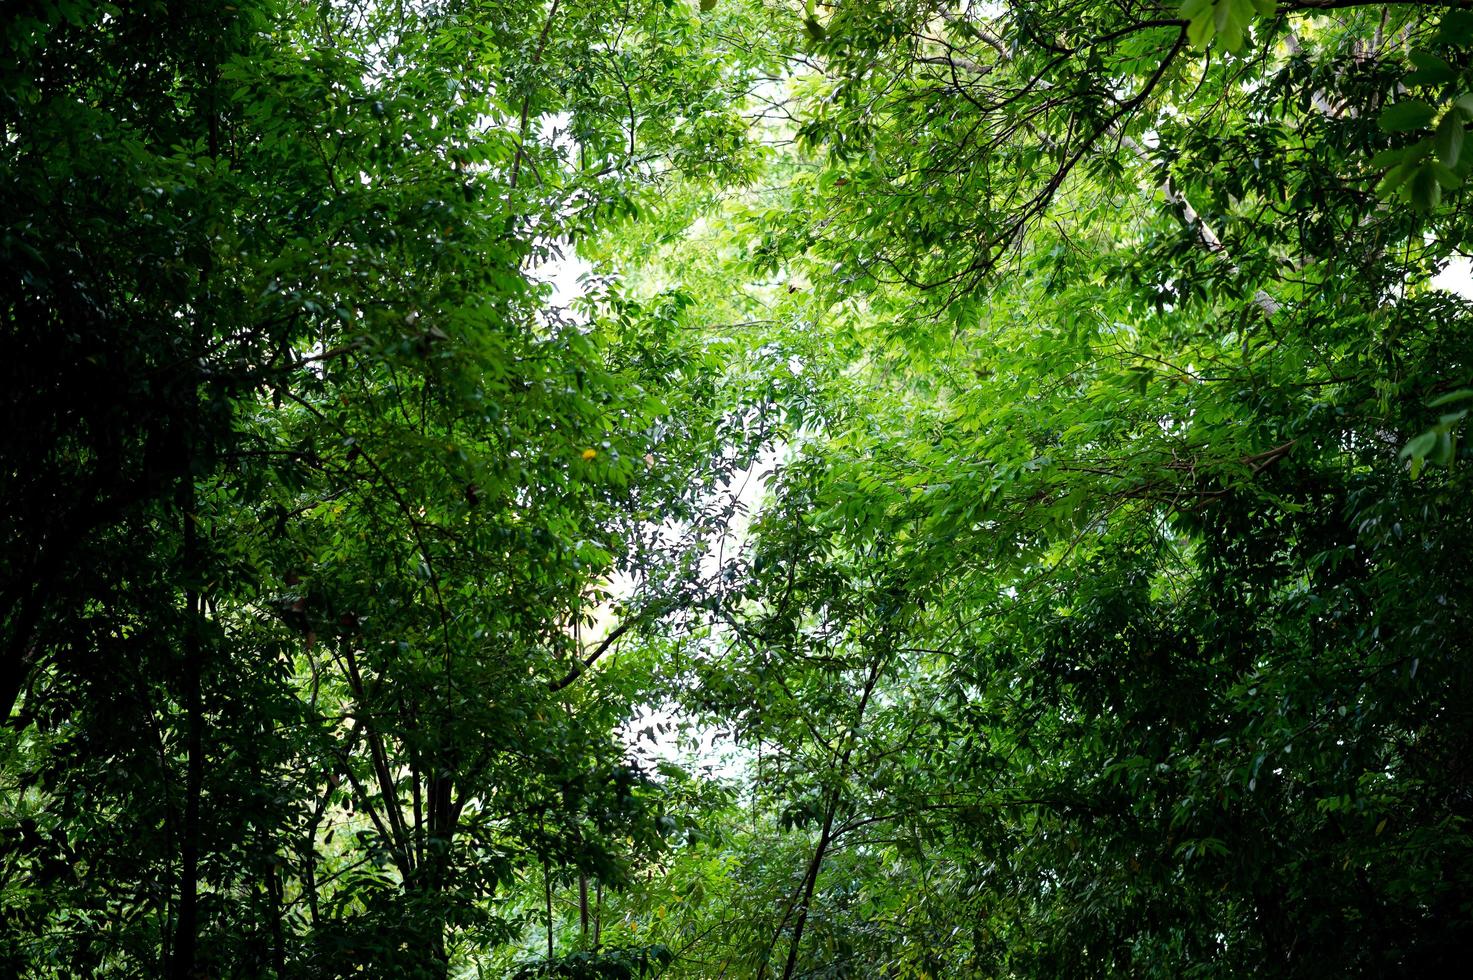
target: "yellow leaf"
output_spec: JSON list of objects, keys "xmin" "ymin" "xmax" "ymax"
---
[
  {"xmin": 582, "ymin": 448, "xmax": 598, "ymax": 460},
  {"xmin": 1376, "ymin": 817, "xmax": 1388, "ymax": 835}
]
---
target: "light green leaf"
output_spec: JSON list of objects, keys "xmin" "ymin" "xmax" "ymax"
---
[
  {"xmin": 1400, "ymin": 430, "xmax": 1437, "ymax": 461},
  {"xmin": 1375, "ymin": 161, "xmax": 1415, "ymax": 199},
  {"xmin": 1428, "ymin": 389, "xmax": 1473, "ymax": 408}
]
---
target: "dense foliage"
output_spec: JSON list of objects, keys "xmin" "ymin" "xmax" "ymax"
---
[{"xmin": 4, "ymin": 1, "xmax": 1472, "ymax": 977}]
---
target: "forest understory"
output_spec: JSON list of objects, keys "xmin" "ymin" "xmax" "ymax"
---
[{"xmin": 3, "ymin": 1, "xmax": 1473, "ymax": 976}]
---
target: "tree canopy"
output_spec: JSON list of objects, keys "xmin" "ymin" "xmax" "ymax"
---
[{"xmin": 3, "ymin": 1, "xmax": 1472, "ymax": 977}]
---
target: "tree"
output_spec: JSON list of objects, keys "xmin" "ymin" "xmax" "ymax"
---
[
  {"xmin": 2, "ymin": 0, "xmax": 770, "ymax": 975},
  {"xmin": 594, "ymin": 1, "xmax": 1473, "ymax": 975}
]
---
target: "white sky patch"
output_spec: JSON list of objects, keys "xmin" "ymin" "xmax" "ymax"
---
[
  {"xmin": 625, "ymin": 702, "xmax": 754, "ymax": 783},
  {"xmin": 544, "ymin": 249, "xmax": 593, "ymax": 309},
  {"xmin": 1432, "ymin": 254, "xmax": 1473, "ymax": 300}
]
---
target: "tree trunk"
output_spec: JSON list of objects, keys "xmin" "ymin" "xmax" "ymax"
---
[
  {"xmin": 168, "ymin": 479, "xmax": 204, "ymax": 980},
  {"xmin": 579, "ymin": 873, "xmax": 590, "ymax": 941},
  {"xmin": 779, "ymin": 793, "xmax": 839, "ymax": 980}
]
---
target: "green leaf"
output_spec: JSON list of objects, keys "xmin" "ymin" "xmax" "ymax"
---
[
  {"xmin": 1186, "ymin": 13, "xmax": 1214, "ymax": 50},
  {"xmin": 1400, "ymin": 430, "xmax": 1437, "ymax": 462},
  {"xmin": 1375, "ymin": 162, "xmax": 1415, "ymax": 199},
  {"xmin": 1182, "ymin": 0, "xmax": 1258, "ymax": 52},
  {"xmin": 1432, "ymin": 429, "xmax": 1456, "ymax": 465},
  {"xmin": 1368, "ymin": 146, "xmax": 1408, "ymax": 169},
  {"xmin": 1212, "ymin": 0, "xmax": 1255, "ymax": 52},
  {"xmin": 1432, "ymin": 10, "xmax": 1473, "ymax": 47},
  {"xmin": 1428, "ymin": 389, "xmax": 1473, "ymax": 408},
  {"xmin": 1405, "ymin": 51, "xmax": 1455, "ymax": 86},
  {"xmin": 1379, "ymin": 101, "xmax": 1436, "ymax": 133},
  {"xmin": 1410, "ymin": 164, "xmax": 1444, "ymax": 210},
  {"xmin": 1436, "ymin": 112, "xmax": 1465, "ymax": 168},
  {"xmin": 1430, "ymin": 160, "xmax": 1461, "ymax": 190}
]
